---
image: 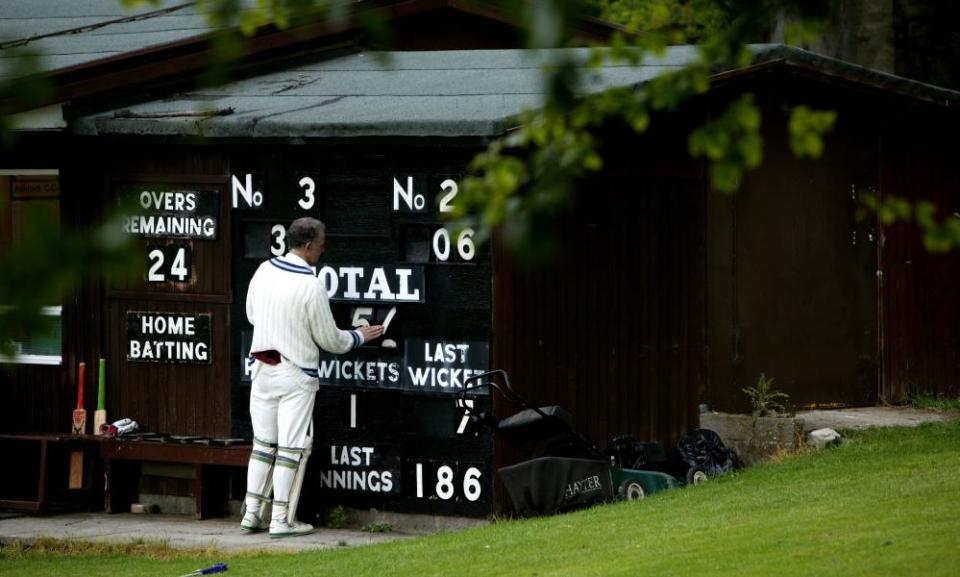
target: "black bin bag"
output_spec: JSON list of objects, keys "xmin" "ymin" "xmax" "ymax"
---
[{"xmin": 676, "ymin": 428, "xmax": 741, "ymax": 476}]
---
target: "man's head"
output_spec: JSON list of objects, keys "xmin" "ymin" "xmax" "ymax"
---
[{"xmin": 287, "ymin": 217, "xmax": 326, "ymax": 265}]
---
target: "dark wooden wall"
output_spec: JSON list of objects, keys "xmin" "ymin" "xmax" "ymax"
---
[
  {"xmin": 0, "ymin": 364, "xmax": 64, "ymax": 433},
  {"xmin": 492, "ymin": 141, "xmax": 706, "ymax": 461},
  {"xmin": 879, "ymin": 114, "xmax": 960, "ymax": 401},
  {"xmin": 707, "ymin": 83, "xmax": 880, "ymax": 411},
  {"xmin": 706, "ymin": 76, "xmax": 960, "ymax": 410},
  {"xmin": 0, "ymin": 135, "xmax": 104, "ymax": 434},
  {"xmin": 100, "ymin": 147, "xmax": 233, "ymax": 437}
]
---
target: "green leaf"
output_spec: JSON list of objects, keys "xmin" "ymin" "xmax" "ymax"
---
[
  {"xmin": 582, "ymin": 151, "xmax": 603, "ymax": 171},
  {"xmin": 789, "ymin": 106, "xmax": 837, "ymax": 158},
  {"xmin": 915, "ymin": 201, "xmax": 937, "ymax": 228}
]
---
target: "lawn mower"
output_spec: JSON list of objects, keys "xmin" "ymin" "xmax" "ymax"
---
[{"xmin": 460, "ymin": 370, "xmax": 681, "ymax": 517}]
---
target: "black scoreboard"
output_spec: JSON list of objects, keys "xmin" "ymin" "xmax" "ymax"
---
[{"xmin": 229, "ymin": 150, "xmax": 492, "ymax": 517}]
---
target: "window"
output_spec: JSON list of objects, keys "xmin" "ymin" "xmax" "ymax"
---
[{"xmin": 0, "ymin": 169, "xmax": 62, "ymax": 365}]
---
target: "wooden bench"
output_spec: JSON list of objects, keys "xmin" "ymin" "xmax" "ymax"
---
[
  {"xmin": 0, "ymin": 433, "xmax": 102, "ymax": 515},
  {"xmin": 101, "ymin": 440, "xmax": 251, "ymax": 520}
]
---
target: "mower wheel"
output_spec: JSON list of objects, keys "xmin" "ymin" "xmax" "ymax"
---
[
  {"xmin": 617, "ymin": 479, "xmax": 645, "ymax": 501},
  {"xmin": 686, "ymin": 468, "xmax": 708, "ymax": 485}
]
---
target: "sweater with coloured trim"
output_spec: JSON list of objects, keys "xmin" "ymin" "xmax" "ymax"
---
[{"xmin": 246, "ymin": 253, "xmax": 361, "ymax": 373}]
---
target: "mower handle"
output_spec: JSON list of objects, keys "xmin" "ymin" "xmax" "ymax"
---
[
  {"xmin": 457, "ymin": 369, "xmax": 517, "ymax": 403},
  {"xmin": 458, "ymin": 368, "xmax": 608, "ymax": 462},
  {"xmin": 457, "ymin": 369, "xmax": 519, "ymax": 408},
  {"xmin": 464, "ymin": 369, "xmax": 513, "ymax": 392}
]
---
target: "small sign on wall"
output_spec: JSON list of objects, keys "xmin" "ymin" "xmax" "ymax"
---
[
  {"xmin": 403, "ymin": 340, "xmax": 490, "ymax": 392},
  {"xmin": 318, "ymin": 443, "xmax": 402, "ymax": 495},
  {"xmin": 316, "ymin": 340, "xmax": 489, "ymax": 393},
  {"xmin": 119, "ymin": 187, "xmax": 219, "ymax": 240},
  {"xmin": 319, "ymin": 265, "xmax": 425, "ymax": 303},
  {"xmin": 127, "ymin": 312, "xmax": 212, "ymax": 364},
  {"xmin": 12, "ymin": 177, "xmax": 59, "ymax": 198}
]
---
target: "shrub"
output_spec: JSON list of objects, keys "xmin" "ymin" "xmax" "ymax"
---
[{"xmin": 743, "ymin": 373, "xmax": 790, "ymax": 419}]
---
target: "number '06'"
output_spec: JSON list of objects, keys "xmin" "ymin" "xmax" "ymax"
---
[{"xmin": 432, "ymin": 227, "xmax": 475, "ymax": 261}]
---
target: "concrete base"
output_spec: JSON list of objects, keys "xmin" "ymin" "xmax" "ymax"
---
[
  {"xmin": 700, "ymin": 412, "xmax": 805, "ymax": 465},
  {"xmin": 135, "ymin": 494, "xmax": 195, "ymax": 516},
  {"xmin": 702, "ymin": 406, "xmax": 956, "ymax": 463},
  {"xmin": 337, "ymin": 508, "xmax": 487, "ymax": 534},
  {"xmin": 795, "ymin": 406, "xmax": 953, "ymax": 431},
  {"xmin": 0, "ymin": 512, "xmax": 409, "ymax": 552},
  {"xmin": 128, "ymin": 498, "xmax": 485, "ymax": 535}
]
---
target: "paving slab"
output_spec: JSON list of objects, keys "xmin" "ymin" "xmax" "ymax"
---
[
  {"xmin": 794, "ymin": 406, "xmax": 955, "ymax": 432},
  {"xmin": 0, "ymin": 513, "xmax": 412, "ymax": 552}
]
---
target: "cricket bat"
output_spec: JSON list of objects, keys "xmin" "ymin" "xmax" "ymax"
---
[
  {"xmin": 93, "ymin": 358, "xmax": 107, "ymax": 434},
  {"xmin": 71, "ymin": 362, "xmax": 87, "ymax": 434}
]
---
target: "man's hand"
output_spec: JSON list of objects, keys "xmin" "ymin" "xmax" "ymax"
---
[{"xmin": 357, "ymin": 324, "xmax": 385, "ymax": 343}]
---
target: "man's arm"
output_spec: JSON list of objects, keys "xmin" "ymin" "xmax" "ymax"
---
[
  {"xmin": 308, "ymin": 280, "xmax": 383, "ymax": 353},
  {"xmin": 356, "ymin": 325, "xmax": 384, "ymax": 342}
]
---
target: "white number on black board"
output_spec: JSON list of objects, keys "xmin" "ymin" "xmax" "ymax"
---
[
  {"xmin": 146, "ymin": 246, "xmax": 191, "ymax": 282},
  {"xmin": 436, "ymin": 465, "xmax": 455, "ymax": 499},
  {"xmin": 438, "ymin": 179, "xmax": 457, "ymax": 213},
  {"xmin": 455, "ymin": 398, "xmax": 475, "ymax": 435},
  {"xmin": 147, "ymin": 249, "xmax": 164, "ymax": 281},
  {"xmin": 298, "ymin": 176, "xmax": 316, "ymax": 210},
  {"xmin": 170, "ymin": 248, "xmax": 188, "ymax": 280},
  {"xmin": 270, "ymin": 224, "xmax": 286, "ymax": 256},
  {"xmin": 432, "ymin": 227, "xmax": 475, "ymax": 262},
  {"xmin": 350, "ymin": 306, "xmax": 398, "ymax": 348},
  {"xmin": 414, "ymin": 463, "xmax": 483, "ymax": 502},
  {"xmin": 463, "ymin": 467, "xmax": 482, "ymax": 501}
]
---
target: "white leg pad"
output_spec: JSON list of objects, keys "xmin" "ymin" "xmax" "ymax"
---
[{"xmin": 245, "ymin": 438, "xmax": 277, "ymax": 514}]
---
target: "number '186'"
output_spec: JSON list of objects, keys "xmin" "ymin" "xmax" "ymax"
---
[{"xmin": 414, "ymin": 463, "xmax": 482, "ymax": 502}]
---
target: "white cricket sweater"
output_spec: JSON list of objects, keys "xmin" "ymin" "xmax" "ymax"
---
[{"xmin": 246, "ymin": 253, "xmax": 361, "ymax": 374}]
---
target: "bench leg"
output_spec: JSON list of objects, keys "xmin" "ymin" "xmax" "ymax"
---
[
  {"xmin": 196, "ymin": 464, "xmax": 229, "ymax": 520},
  {"xmin": 104, "ymin": 459, "xmax": 139, "ymax": 514}
]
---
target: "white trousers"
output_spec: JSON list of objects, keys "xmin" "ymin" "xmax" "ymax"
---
[{"xmin": 245, "ymin": 360, "xmax": 318, "ymax": 520}]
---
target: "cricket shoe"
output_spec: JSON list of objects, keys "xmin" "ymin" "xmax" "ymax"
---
[
  {"xmin": 240, "ymin": 510, "xmax": 268, "ymax": 533},
  {"xmin": 269, "ymin": 519, "xmax": 314, "ymax": 538}
]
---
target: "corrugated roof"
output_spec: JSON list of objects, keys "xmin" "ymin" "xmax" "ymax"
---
[
  {"xmin": 70, "ymin": 44, "xmax": 960, "ymax": 139},
  {"xmin": 0, "ymin": 0, "xmax": 210, "ymax": 81}
]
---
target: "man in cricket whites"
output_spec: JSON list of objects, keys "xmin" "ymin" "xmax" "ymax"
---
[{"xmin": 242, "ymin": 217, "xmax": 384, "ymax": 537}]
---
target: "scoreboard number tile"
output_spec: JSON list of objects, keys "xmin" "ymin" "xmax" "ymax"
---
[
  {"xmin": 409, "ymin": 460, "xmax": 486, "ymax": 503},
  {"xmin": 146, "ymin": 244, "xmax": 192, "ymax": 283},
  {"xmin": 350, "ymin": 305, "xmax": 399, "ymax": 349},
  {"xmin": 298, "ymin": 176, "xmax": 316, "ymax": 210}
]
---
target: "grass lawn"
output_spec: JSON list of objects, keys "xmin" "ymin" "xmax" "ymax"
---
[{"xmin": 3, "ymin": 420, "xmax": 959, "ymax": 577}]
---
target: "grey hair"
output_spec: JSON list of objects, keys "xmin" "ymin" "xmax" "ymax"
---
[{"xmin": 286, "ymin": 217, "xmax": 326, "ymax": 249}]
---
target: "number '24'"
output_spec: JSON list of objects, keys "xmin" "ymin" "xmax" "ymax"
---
[{"xmin": 147, "ymin": 245, "xmax": 191, "ymax": 282}]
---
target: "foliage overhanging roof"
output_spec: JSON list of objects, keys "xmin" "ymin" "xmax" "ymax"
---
[
  {"xmin": 70, "ymin": 44, "xmax": 960, "ymax": 139},
  {"xmin": 4, "ymin": 1, "xmax": 958, "ymax": 138}
]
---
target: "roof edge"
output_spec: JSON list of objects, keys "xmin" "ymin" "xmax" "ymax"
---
[{"xmin": 737, "ymin": 44, "xmax": 960, "ymax": 108}]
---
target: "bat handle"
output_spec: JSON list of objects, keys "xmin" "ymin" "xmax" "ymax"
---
[
  {"xmin": 77, "ymin": 362, "xmax": 86, "ymax": 409},
  {"xmin": 179, "ymin": 565, "xmax": 227, "ymax": 577}
]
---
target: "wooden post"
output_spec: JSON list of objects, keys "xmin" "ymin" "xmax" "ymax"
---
[{"xmin": 68, "ymin": 451, "xmax": 84, "ymax": 489}]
